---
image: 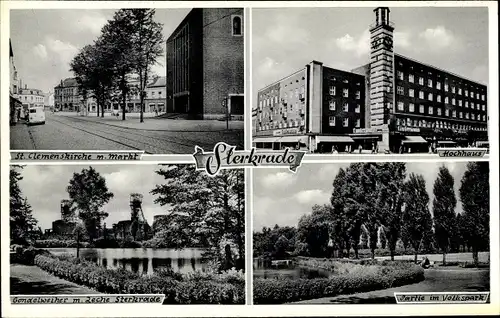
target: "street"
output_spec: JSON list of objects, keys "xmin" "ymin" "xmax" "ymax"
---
[{"xmin": 10, "ymin": 113, "xmax": 244, "ymax": 154}]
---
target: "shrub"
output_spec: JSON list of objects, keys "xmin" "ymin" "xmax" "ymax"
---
[
  {"xmin": 34, "ymin": 239, "xmax": 90, "ymax": 248},
  {"xmin": 11, "ymin": 246, "xmax": 51, "ymax": 265},
  {"xmin": 34, "ymin": 255, "xmax": 244, "ymax": 304},
  {"xmin": 253, "ymin": 261, "xmax": 425, "ymax": 304}
]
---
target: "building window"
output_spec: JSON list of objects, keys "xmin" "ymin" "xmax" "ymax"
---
[
  {"xmin": 471, "ymin": 113, "xmax": 475, "ymax": 120},
  {"xmin": 429, "ymin": 106, "xmax": 433, "ymax": 115},
  {"xmin": 471, "ymin": 102, "xmax": 475, "ymax": 109},
  {"xmin": 437, "ymin": 95, "xmax": 441, "ymax": 102},
  {"xmin": 482, "ymin": 104, "xmax": 485, "ymax": 111},
  {"xmin": 445, "ymin": 109, "xmax": 449, "ymax": 117},
  {"xmin": 397, "ymin": 86, "xmax": 404, "ymax": 95},
  {"xmin": 458, "ymin": 88, "xmax": 462, "ymax": 95},
  {"xmin": 428, "ymin": 79, "xmax": 433, "ymax": 88},
  {"xmin": 419, "ymin": 105, "xmax": 424, "ymax": 113},
  {"xmin": 470, "ymin": 90, "xmax": 474, "ymax": 98},
  {"xmin": 419, "ymin": 77, "xmax": 424, "ymax": 85},
  {"xmin": 409, "ymin": 89, "xmax": 414, "ymax": 97},
  {"xmin": 329, "ymin": 100, "xmax": 336, "ymax": 110},
  {"xmin": 451, "ymin": 86, "xmax": 455, "ymax": 94},
  {"xmin": 465, "ymin": 112, "xmax": 469, "ymax": 119},
  {"xmin": 355, "ymin": 90, "xmax": 360, "ymax": 99},
  {"xmin": 409, "ymin": 103, "xmax": 415, "ymax": 112},
  {"xmin": 419, "ymin": 91, "xmax": 424, "ymax": 99},
  {"xmin": 343, "ymin": 102, "xmax": 349, "ymax": 112},
  {"xmin": 459, "ymin": 112, "xmax": 463, "ymax": 119},
  {"xmin": 397, "ymin": 101, "xmax": 404, "ymax": 111},
  {"xmin": 483, "ymin": 115, "xmax": 486, "ymax": 121},
  {"xmin": 409, "ymin": 74, "xmax": 414, "ymax": 83},
  {"xmin": 329, "ymin": 86, "xmax": 336, "ymax": 96},
  {"xmin": 355, "ymin": 104, "xmax": 360, "ymax": 113},
  {"xmin": 343, "ymin": 118, "xmax": 349, "ymax": 127},
  {"xmin": 397, "ymin": 71, "xmax": 404, "ymax": 80},
  {"xmin": 428, "ymin": 93, "xmax": 433, "ymax": 101},
  {"xmin": 481, "ymin": 94, "xmax": 485, "ymax": 101},
  {"xmin": 452, "ymin": 98, "xmax": 455, "ymax": 106},
  {"xmin": 465, "ymin": 101, "xmax": 469, "ymax": 108},
  {"xmin": 356, "ymin": 118, "xmax": 361, "ymax": 128},
  {"xmin": 232, "ymin": 15, "xmax": 243, "ymax": 36},
  {"xmin": 445, "ymin": 96, "xmax": 449, "ymax": 104},
  {"xmin": 437, "ymin": 108, "xmax": 442, "ymax": 116},
  {"xmin": 465, "ymin": 90, "xmax": 468, "ymax": 96},
  {"xmin": 343, "ymin": 88, "xmax": 349, "ymax": 97},
  {"xmin": 436, "ymin": 82, "xmax": 441, "ymax": 90},
  {"xmin": 444, "ymin": 83, "xmax": 449, "ymax": 92},
  {"xmin": 329, "ymin": 116, "xmax": 336, "ymax": 126},
  {"xmin": 476, "ymin": 93, "xmax": 480, "ymax": 99}
]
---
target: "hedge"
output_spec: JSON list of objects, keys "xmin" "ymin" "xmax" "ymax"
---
[
  {"xmin": 34, "ymin": 255, "xmax": 244, "ymax": 304},
  {"xmin": 253, "ymin": 261, "xmax": 425, "ymax": 304},
  {"xmin": 34, "ymin": 239, "xmax": 90, "ymax": 248}
]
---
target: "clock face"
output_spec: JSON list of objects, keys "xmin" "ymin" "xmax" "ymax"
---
[{"xmin": 384, "ymin": 38, "xmax": 393, "ymax": 49}]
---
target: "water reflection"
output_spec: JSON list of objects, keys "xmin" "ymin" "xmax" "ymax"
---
[
  {"xmin": 253, "ymin": 259, "xmax": 331, "ymax": 279},
  {"xmin": 47, "ymin": 248, "xmax": 207, "ymax": 276}
]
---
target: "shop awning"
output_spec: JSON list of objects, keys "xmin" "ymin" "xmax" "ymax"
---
[
  {"xmin": 253, "ymin": 137, "xmax": 280, "ymax": 143},
  {"xmin": 476, "ymin": 141, "xmax": 489, "ymax": 147},
  {"xmin": 351, "ymin": 135, "xmax": 380, "ymax": 140},
  {"xmin": 316, "ymin": 135, "xmax": 354, "ymax": 143},
  {"xmin": 278, "ymin": 136, "xmax": 308, "ymax": 144},
  {"xmin": 402, "ymin": 136, "xmax": 428, "ymax": 144},
  {"xmin": 437, "ymin": 140, "xmax": 457, "ymax": 144}
]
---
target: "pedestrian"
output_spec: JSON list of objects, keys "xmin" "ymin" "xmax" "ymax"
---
[
  {"xmin": 331, "ymin": 146, "xmax": 338, "ymax": 154},
  {"xmin": 17, "ymin": 108, "xmax": 21, "ymax": 121},
  {"xmin": 358, "ymin": 144, "xmax": 363, "ymax": 154}
]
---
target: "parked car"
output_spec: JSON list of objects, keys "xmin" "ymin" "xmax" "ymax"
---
[{"xmin": 28, "ymin": 107, "xmax": 46, "ymax": 125}]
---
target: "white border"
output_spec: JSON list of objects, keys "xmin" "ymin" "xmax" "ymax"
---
[{"xmin": 2, "ymin": 1, "xmax": 499, "ymax": 317}]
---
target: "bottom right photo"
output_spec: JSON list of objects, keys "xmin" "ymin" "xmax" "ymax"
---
[{"xmin": 252, "ymin": 161, "xmax": 490, "ymax": 304}]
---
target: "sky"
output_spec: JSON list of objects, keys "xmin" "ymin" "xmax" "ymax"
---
[
  {"xmin": 253, "ymin": 162, "xmax": 479, "ymax": 231},
  {"xmin": 16, "ymin": 164, "xmax": 180, "ymax": 231},
  {"xmin": 10, "ymin": 8, "xmax": 191, "ymax": 93},
  {"xmin": 252, "ymin": 7, "xmax": 489, "ymax": 103}
]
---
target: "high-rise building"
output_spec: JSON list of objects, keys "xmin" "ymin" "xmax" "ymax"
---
[{"xmin": 166, "ymin": 8, "xmax": 244, "ymax": 120}]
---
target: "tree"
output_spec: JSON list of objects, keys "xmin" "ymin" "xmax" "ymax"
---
[
  {"xmin": 379, "ymin": 229, "xmax": 387, "ymax": 249},
  {"xmin": 10, "ymin": 166, "xmax": 38, "ymax": 245},
  {"xmin": 296, "ymin": 205, "xmax": 331, "ymax": 258},
  {"xmin": 66, "ymin": 167, "xmax": 114, "ymax": 242},
  {"xmin": 151, "ymin": 166, "xmax": 245, "ymax": 270},
  {"xmin": 330, "ymin": 168, "xmax": 352, "ymax": 258},
  {"xmin": 123, "ymin": 9, "xmax": 164, "ymax": 123},
  {"xmin": 274, "ymin": 235, "xmax": 290, "ymax": 258},
  {"xmin": 432, "ymin": 165, "xmax": 457, "ymax": 265},
  {"xmin": 459, "ymin": 162, "xmax": 489, "ymax": 266},
  {"xmin": 402, "ymin": 173, "xmax": 433, "ymax": 263}
]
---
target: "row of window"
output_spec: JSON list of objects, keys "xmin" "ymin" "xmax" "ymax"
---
[
  {"xmin": 397, "ymin": 87, "xmax": 487, "ymax": 111},
  {"xmin": 329, "ymin": 86, "xmax": 361, "ymax": 99},
  {"xmin": 396, "ymin": 101, "xmax": 487, "ymax": 121},
  {"xmin": 396, "ymin": 71, "xmax": 486, "ymax": 101},
  {"xmin": 257, "ymin": 119, "xmax": 306, "ymax": 131},
  {"xmin": 328, "ymin": 101, "xmax": 361, "ymax": 113},
  {"xmin": 329, "ymin": 117, "xmax": 361, "ymax": 128},
  {"xmin": 259, "ymin": 86, "xmax": 305, "ymax": 109},
  {"xmin": 396, "ymin": 117, "xmax": 487, "ymax": 131},
  {"xmin": 20, "ymin": 95, "xmax": 44, "ymax": 102}
]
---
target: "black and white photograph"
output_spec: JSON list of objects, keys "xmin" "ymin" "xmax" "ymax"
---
[
  {"xmin": 9, "ymin": 8, "xmax": 244, "ymax": 153},
  {"xmin": 9, "ymin": 164, "xmax": 245, "ymax": 304},
  {"xmin": 253, "ymin": 162, "xmax": 490, "ymax": 304},
  {"xmin": 251, "ymin": 7, "xmax": 489, "ymax": 154}
]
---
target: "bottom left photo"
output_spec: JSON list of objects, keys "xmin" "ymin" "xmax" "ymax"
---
[{"xmin": 9, "ymin": 164, "xmax": 246, "ymax": 304}]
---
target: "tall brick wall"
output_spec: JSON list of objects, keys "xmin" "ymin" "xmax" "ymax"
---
[{"xmin": 202, "ymin": 8, "xmax": 244, "ymax": 119}]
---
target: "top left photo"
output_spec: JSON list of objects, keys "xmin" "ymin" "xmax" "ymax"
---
[{"xmin": 9, "ymin": 8, "xmax": 245, "ymax": 154}]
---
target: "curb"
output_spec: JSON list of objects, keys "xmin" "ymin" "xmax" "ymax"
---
[{"xmin": 56, "ymin": 114, "xmax": 244, "ymax": 133}]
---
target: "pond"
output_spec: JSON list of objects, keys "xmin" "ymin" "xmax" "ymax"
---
[
  {"xmin": 253, "ymin": 258, "xmax": 331, "ymax": 279},
  {"xmin": 46, "ymin": 248, "xmax": 207, "ymax": 276}
]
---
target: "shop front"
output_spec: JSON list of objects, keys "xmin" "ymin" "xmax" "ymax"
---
[
  {"xmin": 314, "ymin": 135, "xmax": 355, "ymax": 153},
  {"xmin": 253, "ymin": 128, "xmax": 309, "ymax": 151}
]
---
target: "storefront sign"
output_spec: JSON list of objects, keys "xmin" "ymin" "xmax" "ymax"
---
[
  {"xmin": 353, "ymin": 125, "xmax": 388, "ymax": 134},
  {"xmin": 273, "ymin": 128, "xmax": 300, "ymax": 136},
  {"xmin": 397, "ymin": 127, "xmax": 421, "ymax": 133}
]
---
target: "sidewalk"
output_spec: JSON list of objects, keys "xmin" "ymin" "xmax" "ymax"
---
[
  {"xmin": 54, "ymin": 112, "xmax": 244, "ymax": 132},
  {"xmin": 10, "ymin": 264, "xmax": 100, "ymax": 295}
]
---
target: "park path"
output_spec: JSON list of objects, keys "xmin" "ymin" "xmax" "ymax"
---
[
  {"xmin": 10, "ymin": 264, "xmax": 101, "ymax": 295},
  {"xmin": 293, "ymin": 267, "xmax": 490, "ymax": 304}
]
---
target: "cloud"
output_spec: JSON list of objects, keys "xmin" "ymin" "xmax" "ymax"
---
[
  {"xmin": 295, "ymin": 189, "xmax": 330, "ymax": 205},
  {"xmin": 394, "ymin": 31, "xmax": 411, "ymax": 48},
  {"xmin": 419, "ymin": 26, "xmax": 455, "ymax": 49},
  {"xmin": 74, "ymin": 13, "xmax": 108, "ymax": 35},
  {"xmin": 471, "ymin": 65, "xmax": 488, "ymax": 85},
  {"xmin": 335, "ymin": 29, "xmax": 370, "ymax": 57},
  {"xmin": 260, "ymin": 171, "xmax": 295, "ymax": 189},
  {"xmin": 264, "ymin": 13, "xmax": 308, "ymax": 46},
  {"xmin": 45, "ymin": 37, "xmax": 79, "ymax": 65},
  {"xmin": 33, "ymin": 44, "xmax": 48, "ymax": 59}
]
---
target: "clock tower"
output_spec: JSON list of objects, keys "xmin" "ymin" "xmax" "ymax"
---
[{"xmin": 368, "ymin": 7, "xmax": 394, "ymax": 151}]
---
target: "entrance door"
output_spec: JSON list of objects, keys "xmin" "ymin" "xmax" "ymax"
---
[{"xmin": 230, "ymin": 95, "xmax": 244, "ymax": 115}]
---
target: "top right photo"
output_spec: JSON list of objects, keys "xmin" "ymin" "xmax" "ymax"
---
[{"xmin": 252, "ymin": 6, "xmax": 490, "ymax": 155}]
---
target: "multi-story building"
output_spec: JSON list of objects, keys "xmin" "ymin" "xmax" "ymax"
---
[
  {"xmin": 166, "ymin": 8, "xmax": 244, "ymax": 120},
  {"xmin": 145, "ymin": 76, "xmax": 167, "ymax": 114},
  {"xmin": 253, "ymin": 62, "xmax": 366, "ymax": 153},
  {"xmin": 18, "ymin": 85, "xmax": 45, "ymax": 118},
  {"xmin": 253, "ymin": 7, "xmax": 488, "ymax": 153},
  {"xmin": 44, "ymin": 91, "xmax": 55, "ymax": 111},
  {"xmin": 54, "ymin": 78, "xmax": 82, "ymax": 112},
  {"xmin": 9, "ymin": 39, "xmax": 22, "ymax": 123}
]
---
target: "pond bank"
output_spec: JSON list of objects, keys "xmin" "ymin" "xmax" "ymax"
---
[
  {"xmin": 10, "ymin": 264, "xmax": 100, "ymax": 295},
  {"xmin": 293, "ymin": 267, "xmax": 490, "ymax": 304}
]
